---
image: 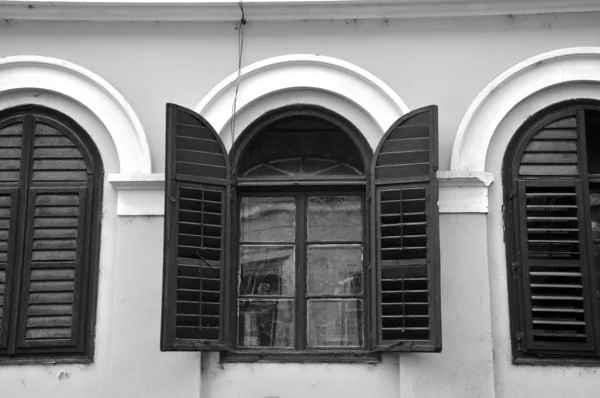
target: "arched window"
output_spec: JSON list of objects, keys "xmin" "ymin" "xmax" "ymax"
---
[
  {"xmin": 0, "ymin": 106, "xmax": 102, "ymax": 363},
  {"xmin": 161, "ymin": 104, "xmax": 441, "ymax": 360},
  {"xmin": 504, "ymin": 101, "xmax": 600, "ymax": 363}
]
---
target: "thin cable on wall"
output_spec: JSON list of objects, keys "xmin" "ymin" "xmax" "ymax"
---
[{"xmin": 230, "ymin": 0, "xmax": 247, "ymax": 147}]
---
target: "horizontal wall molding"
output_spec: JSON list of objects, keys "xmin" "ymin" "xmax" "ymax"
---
[
  {"xmin": 108, "ymin": 173, "xmax": 165, "ymax": 216},
  {"xmin": 437, "ymin": 171, "xmax": 494, "ymax": 214},
  {"xmin": 1, "ymin": 0, "xmax": 599, "ymax": 22},
  {"xmin": 108, "ymin": 171, "xmax": 493, "ymax": 215}
]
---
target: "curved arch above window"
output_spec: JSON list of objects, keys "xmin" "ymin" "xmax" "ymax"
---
[
  {"xmin": 195, "ymin": 54, "xmax": 409, "ymax": 151},
  {"xmin": 452, "ymin": 47, "xmax": 600, "ymax": 174},
  {"xmin": 0, "ymin": 55, "xmax": 151, "ymax": 174}
]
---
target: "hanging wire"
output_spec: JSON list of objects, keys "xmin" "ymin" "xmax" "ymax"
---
[{"xmin": 230, "ymin": 0, "xmax": 247, "ymax": 147}]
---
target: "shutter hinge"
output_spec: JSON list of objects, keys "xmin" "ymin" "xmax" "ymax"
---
[
  {"xmin": 516, "ymin": 332, "xmax": 524, "ymax": 352},
  {"xmin": 512, "ymin": 261, "xmax": 521, "ymax": 278},
  {"xmin": 508, "ymin": 190, "xmax": 517, "ymax": 201},
  {"xmin": 170, "ymin": 197, "xmax": 176, "ymax": 204}
]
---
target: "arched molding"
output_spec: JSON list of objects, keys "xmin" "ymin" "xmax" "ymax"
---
[
  {"xmin": 452, "ymin": 47, "xmax": 600, "ymax": 173},
  {"xmin": 216, "ymin": 88, "xmax": 387, "ymax": 152},
  {"xmin": 195, "ymin": 54, "xmax": 409, "ymax": 150},
  {"xmin": 0, "ymin": 55, "xmax": 151, "ymax": 175}
]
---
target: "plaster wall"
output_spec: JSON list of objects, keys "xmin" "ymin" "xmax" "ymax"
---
[
  {"xmin": 2, "ymin": 13, "xmax": 600, "ymax": 171},
  {"xmin": 2, "ymin": 11, "xmax": 600, "ymax": 398}
]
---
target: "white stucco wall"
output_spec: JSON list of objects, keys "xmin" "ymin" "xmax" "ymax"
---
[{"xmin": 2, "ymin": 10, "xmax": 600, "ymax": 398}]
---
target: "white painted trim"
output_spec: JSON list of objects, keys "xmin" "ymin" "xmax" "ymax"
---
[
  {"xmin": 108, "ymin": 174, "xmax": 165, "ymax": 216},
  {"xmin": 196, "ymin": 54, "xmax": 408, "ymax": 149},
  {"xmin": 1, "ymin": 0, "xmax": 599, "ymax": 22},
  {"xmin": 451, "ymin": 47, "xmax": 600, "ymax": 173},
  {"xmin": 107, "ymin": 172, "xmax": 491, "ymax": 215},
  {"xmin": 437, "ymin": 171, "xmax": 493, "ymax": 214},
  {"xmin": 108, "ymin": 173, "xmax": 165, "ymax": 190},
  {"xmin": 0, "ymin": 55, "xmax": 151, "ymax": 175}
]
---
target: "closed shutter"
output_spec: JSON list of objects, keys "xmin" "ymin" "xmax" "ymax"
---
[
  {"xmin": 161, "ymin": 104, "xmax": 230, "ymax": 351},
  {"xmin": 0, "ymin": 118, "xmax": 23, "ymax": 351},
  {"xmin": 15, "ymin": 118, "xmax": 94, "ymax": 353},
  {"xmin": 371, "ymin": 106, "xmax": 441, "ymax": 352},
  {"xmin": 0, "ymin": 189, "xmax": 19, "ymax": 351},
  {"xmin": 508, "ymin": 110, "xmax": 597, "ymax": 357}
]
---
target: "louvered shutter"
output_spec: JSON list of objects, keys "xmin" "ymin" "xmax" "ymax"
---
[
  {"xmin": 371, "ymin": 106, "xmax": 441, "ymax": 352},
  {"xmin": 0, "ymin": 117, "xmax": 23, "ymax": 351},
  {"xmin": 161, "ymin": 104, "xmax": 230, "ymax": 351},
  {"xmin": 15, "ymin": 117, "xmax": 95, "ymax": 353},
  {"xmin": 509, "ymin": 110, "xmax": 597, "ymax": 356}
]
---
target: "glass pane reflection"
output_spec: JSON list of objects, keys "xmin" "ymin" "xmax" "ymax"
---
[
  {"xmin": 307, "ymin": 196, "xmax": 362, "ymax": 241},
  {"xmin": 238, "ymin": 300, "xmax": 295, "ymax": 348},
  {"xmin": 240, "ymin": 197, "xmax": 296, "ymax": 242},
  {"xmin": 307, "ymin": 245, "xmax": 363, "ymax": 295},
  {"xmin": 307, "ymin": 299, "xmax": 363, "ymax": 348},
  {"xmin": 239, "ymin": 245, "xmax": 295, "ymax": 297}
]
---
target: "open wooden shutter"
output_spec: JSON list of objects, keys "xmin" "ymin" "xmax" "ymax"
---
[
  {"xmin": 15, "ymin": 118, "xmax": 94, "ymax": 354},
  {"xmin": 161, "ymin": 104, "xmax": 230, "ymax": 351},
  {"xmin": 371, "ymin": 105, "xmax": 441, "ymax": 352},
  {"xmin": 508, "ymin": 109, "xmax": 597, "ymax": 357}
]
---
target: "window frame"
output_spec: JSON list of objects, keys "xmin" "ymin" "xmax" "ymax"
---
[
  {"xmin": 221, "ymin": 106, "xmax": 377, "ymax": 362},
  {"xmin": 503, "ymin": 100, "xmax": 600, "ymax": 365},
  {"xmin": 0, "ymin": 105, "xmax": 103, "ymax": 365}
]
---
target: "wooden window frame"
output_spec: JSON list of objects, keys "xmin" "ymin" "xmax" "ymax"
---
[
  {"xmin": 503, "ymin": 100, "xmax": 600, "ymax": 365},
  {"xmin": 223, "ymin": 106, "xmax": 377, "ymax": 362},
  {"xmin": 0, "ymin": 105, "xmax": 103, "ymax": 365}
]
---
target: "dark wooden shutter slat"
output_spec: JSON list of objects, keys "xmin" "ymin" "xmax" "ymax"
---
[
  {"xmin": 161, "ymin": 104, "xmax": 230, "ymax": 351},
  {"xmin": 518, "ymin": 115, "xmax": 579, "ymax": 177},
  {"xmin": 516, "ymin": 181, "xmax": 595, "ymax": 354},
  {"xmin": 371, "ymin": 105, "xmax": 441, "ymax": 352},
  {"xmin": 0, "ymin": 188, "xmax": 19, "ymax": 351}
]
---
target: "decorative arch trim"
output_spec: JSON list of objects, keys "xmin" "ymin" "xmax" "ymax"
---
[
  {"xmin": 0, "ymin": 55, "xmax": 151, "ymax": 174},
  {"xmin": 195, "ymin": 54, "xmax": 409, "ymax": 147},
  {"xmin": 452, "ymin": 47, "xmax": 600, "ymax": 173}
]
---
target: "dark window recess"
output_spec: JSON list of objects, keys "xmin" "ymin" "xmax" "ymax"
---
[
  {"xmin": 504, "ymin": 104, "xmax": 600, "ymax": 363},
  {"xmin": 0, "ymin": 106, "xmax": 102, "ymax": 363},
  {"xmin": 161, "ymin": 104, "xmax": 441, "ymax": 359}
]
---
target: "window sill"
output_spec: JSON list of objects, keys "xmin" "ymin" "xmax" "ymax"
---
[
  {"xmin": 0, "ymin": 356, "xmax": 92, "ymax": 366},
  {"xmin": 221, "ymin": 350, "xmax": 381, "ymax": 364},
  {"xmin": 513, "ymin": 356, "xmax": 600, "ymax": 367}
]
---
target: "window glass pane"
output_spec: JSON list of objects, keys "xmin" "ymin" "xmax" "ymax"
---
[
  {"xmin": 307, "ymin": 245, "xmax": 363, "ymax": 295},
  {"xmin": 240, "ymin": 197, "xmax": 295, "ymax": 242},
  {"xmin": 238, "ymin": 299, "xmax": 295, "ymax": 348},
  {"xmin": 237, "ymin": 115, "xmax": 365, "ymax": 178},
  {"xmin": 307, "ymin": 195, "xmax": 362, "ymax": 241},
  {"xmin": 239, "ymin": 245, "xmax": 295, "ymax": 296},
  {"xmin": 307, "ymin": 299, "xmax": 363, "ymax": 348}
]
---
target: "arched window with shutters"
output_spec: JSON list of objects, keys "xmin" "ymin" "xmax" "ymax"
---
[
  {"xmin": 504, "ymin": 101, "xmax": 600, "ymax": 364},
  {"xmin": 161, "ymin": 104, "xmax": 441, "ymax": 360},
  {"xmin": 0, "ymin": 105, "xmax": 102, "ymax": 363}
]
